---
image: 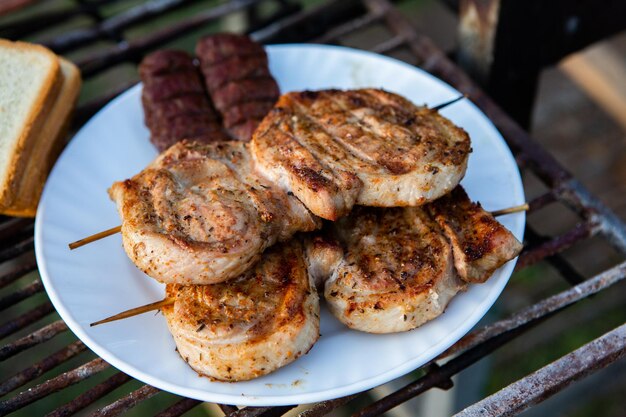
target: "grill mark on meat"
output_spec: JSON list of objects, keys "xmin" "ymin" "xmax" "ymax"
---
[
  {"xmin": 211, "ymin": 77, "xmax": 280, "ymax": 111},
  {"xmin": 201, "ymin": 55, "xmax": 270, "ymax": 92},
  {"xmin": 196, "ymin": 33, "xmax": 266, "ymax": 65},
  {"xmin": 221, "ymin": 100, "xmax": 275, "ymax": 128},
  {"xmin": 140, "ymin": 50, "xmax": 226, "ymax": 151}
]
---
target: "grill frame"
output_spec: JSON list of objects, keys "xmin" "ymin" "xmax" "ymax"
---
[{"xmin": 1, "ymin": 0, "xmax": 625, "ymax": 415}]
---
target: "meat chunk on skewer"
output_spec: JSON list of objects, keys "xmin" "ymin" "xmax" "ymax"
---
[
  {"xmin": 139, "ymin": 50, "xmax": 229, "ymax": 151},
  {"xmin": 163, "ymin": 241, "xmax": 319, "ymax": 381},
  {"xmin": 196, "ymin": 34, "xmax": 280, "ymax": 141},
  {"xmin": 427, "ymin": 186, "xmax": 524, "ymax": 283},
  {"xmin": 108, "ymin": 140, "xmax": 320, "ymax": 285},
  {"xmin": 251, "ymin": 89, "xmax": 472, "ymax": 220},
  {"xmin": 307, "ymin": 186, "xmax": 522, "ymax": 333}
]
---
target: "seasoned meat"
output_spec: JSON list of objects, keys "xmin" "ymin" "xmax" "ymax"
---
[
  {"xmin": 196, "ymin": 34, "xmax": 279, "ymax": 141},
  {"xmin": 139, "ymin": 50, "xmax": 228, "ymax": 151},
  {"xmin": 196, "ymin": 33, "xmax": 265, "ymax": 65},
  {"xmin": 162, "ymin": 241, "xmax": 319, "ymax": 381},
  {"xmin": 321, "ymin": 207, "xmax": 464, "ymax": 333},
  {"xmin": 108, "ymin": 140, "xmax": 320, "ymax": 285},
  {"xmin": 427, "ymin": 186, "xmax": 524, "ymax": 283},
  {"xmin": 309, "ymin": 186, "xmax": 522, "ymax": 333},
  {"xmin": 251, "ymin": 89, "xmax": 472, "ymax": 220}
]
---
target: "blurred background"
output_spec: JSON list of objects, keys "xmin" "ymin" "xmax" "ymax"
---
[{"xmin": 0, "ymin": 0, "xmax": 624, "ymax": 415}]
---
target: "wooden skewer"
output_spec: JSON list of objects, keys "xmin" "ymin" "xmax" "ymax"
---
[
  {"xmin": 88, "ymin": 202, "xmax": 529, "ymax": 327},
  {"xmin": 69, "ymin": 225, "xmax": 121, "ymax": 250},
  {"xmin": 71, "ymin": 201, "xmax": 528, "ymax": 251},
  {"xmin": 490, "ymin": 203, "xmax": 529, "ymax": 217},
  {"xmin": 431, "ymin": 94, "xmax": 468, "ymax": 110},
  {"xmin": 90, "ymin": 297, "xmax": 174, "ymax": 327}
]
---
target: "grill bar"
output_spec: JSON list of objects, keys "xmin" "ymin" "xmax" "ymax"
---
[
  {"xmin": 0, "ymin": 301, "xmax": 55, "ymax": 340},
  {"xmin": 91, "ymin": 384, "xmax": 161, "ymax": 416},
  {"xmin": 454, "ymin": 322, "xmax": 626, "ymax": 416},
  {"xmin": 46, "ymin": 372, "xmax": 132, "ymax": 417},
  {"xmin": 0, "ymin": 259, "xmax": 37, "ymax": 289},
  {"xmin": 0, "ymin": 340, "xmax": 86, "ymax": 397},
  {"xmin": 154, "ymin": 397, "xmax": 202, "ymax": 417},
  {"xmin": 0, "ymin": 320, "xmax": 68, "ymax": 361},
  {"xmin": 75, "ymin": 0, "xmax": 263, "ymax": 76},
  {"xmin": 0, "ymin": 358, "xmax": 110, "ymax": 415},
  {"xmin": 0, "ymin": 278, "xmax": 43, "ymax": 311}
]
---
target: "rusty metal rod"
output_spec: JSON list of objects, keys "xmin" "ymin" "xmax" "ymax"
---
[
  {"xmin": 91, "ymin": 385, "xmax": 161, "ymax": 416},
  {"xmin": 228, "ymin": 406, "xmax": 295, "ymax": 417},
  {"xmin": 454, "ymin": 323, "xmax": 626, "ymax": 416},
  {"xmin": 0, "ymin": 217, "xmax": 33, "ymax": 241},
  {"xmin": 46, "ymin": 372, "xmax": 132, "ymax": 417},
  {"xmin": 154, "ymin": 398, "xmax": 202, "ymax": 417},
  {"xmin": 76, "ymin": 0, "xmax": 262, "ymax": 77},
  {"xmin": 371, "ymin": 34, "xmax": 407, "ymax": 54},
  {"xmin": 0, "ymin": 358, "xmax": 110, "ymax": 415},
  {"xmin": 313, "ymin": 11, "xmax": 382, "ymax": 44},
  {"xmin": 298, "ymin": 394, "xmax": 359, "ymax": 417},
  {"xmin": 0, "ymin": 341, "xmax": 86, "ymax": 397},
  {"xmin": 0, "ymin": 235, "xmax": 33, "ymax": 263},
  {"xmin": 0, "ymin": 279, "xmax": 43, "ymax": 311},
  {"xmin": 0, "ymin": 320, "xmax": 68, "ymax": 361},
  {"xmin": 42, "ymin": 0, "xmax": 197, "ymax": 53},
  {"xmin": 0, "ymin": 258, "xmax": 37, "ymax": 289},
  {"xmin": 0, "ymin": 301, "xmax": 55, "ymax": 340},
  {"xmin": 441, "ymin": 261, "xmax": 626, "ymax": 358},
  {"xmin": 515, "ymin": 222, "xmax": 592, "ymax": 270}
]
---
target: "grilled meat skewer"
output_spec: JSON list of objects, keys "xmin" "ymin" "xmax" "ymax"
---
[
  {"xmin": 251, "ymin": 89, "xmax": 471, "ymax": 220},
  {"xmin": 308, "ymin": 186, "xmax": 523, "ymax": 333},
  {"xmin": 109, "ymin": 140, "xmax": 320, "ymax": 285},
  {"xmin": 162, "ymin": 241, "xmax": 319, "ymax": 381}
]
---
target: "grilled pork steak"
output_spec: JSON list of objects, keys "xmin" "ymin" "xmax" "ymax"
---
[
  {"xmin": 109, "ymin": 140, "xmax": 319, "ymax": 285},
  {"xmin": 162, "ymin": 241, "xmax": 319, "ymax": 381},
  {"xmin": 309, "ymin": 186, "xmax": 522, "ymax": 333},
  {"xmin": 251, "ymin": 89, "xmax": 471, "ymax": 220}
]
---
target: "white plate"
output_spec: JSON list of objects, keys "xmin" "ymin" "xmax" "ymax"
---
[{"xmin": 35, "ymin": 44, "xmax": 525, "ymax": 406}]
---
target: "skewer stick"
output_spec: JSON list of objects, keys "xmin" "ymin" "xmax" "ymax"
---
[
  {"xmin": 431, "ymin": 94, "xmax": 468, "ymax": 110},
  {"xmin": 69, "ymin": 225, "xmax": 121, "ymax": 250},
  {"xmin": 70, "ymin": 201, "xmax": 528, "ymax": 251},
  {"xmin": 490, "ymin": 203, "xmax": 529, "ymax": 217},
  {"xmin": 90, "ymin": 297, "xmax": 174, "ymax": 327}
]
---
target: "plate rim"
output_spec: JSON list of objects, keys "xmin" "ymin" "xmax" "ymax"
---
[{"xmin": 35, "ymin": 43, "xmax": 525, "ymax": 406}]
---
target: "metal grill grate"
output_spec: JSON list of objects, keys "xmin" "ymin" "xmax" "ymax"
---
[{"xmin": 1, "ymin": 0, "xmax": 625, "ymax": 416}]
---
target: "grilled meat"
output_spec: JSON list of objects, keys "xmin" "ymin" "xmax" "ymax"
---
[
  {"xmin": 162, "ymin": 241, "xmax": 319, "ymax": 381},
  {"xmin": 251, "ymin": 89, "xmax": 471, "ymax": 220},
  {"xmin": 108, "ymin": 140, "xmax": 320, "ymax": 285},
  {"xmin": 196, "ymin": 34, "xmax": 279, "ymax": 141},
  {"xmin": 427, "ymin": 186, "xmax": 524, "ymax": 283},
  {"xmin": 310, "ymin": 186, "xmax": 522, "ymax": 333},
  {"xmin": 139, "ymin": 50, "xmax": 229, "ymax": 151}
]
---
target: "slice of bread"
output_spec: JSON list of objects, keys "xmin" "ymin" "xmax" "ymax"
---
[
  {"xmin": 3, "ymin": 58, "xmax": 82, "ymax": 217},
  {"xmin": 0, "ymin": 40, "xmax": 81, "ymax": 217},
  {"xmin": 0, "ymin": 39, "xmax": 62, "ymax": 213}
]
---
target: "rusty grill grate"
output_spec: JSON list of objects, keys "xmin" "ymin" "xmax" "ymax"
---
[{"xmin": 1, "ymin": 0, "xmax": 625, "ymax": 416}]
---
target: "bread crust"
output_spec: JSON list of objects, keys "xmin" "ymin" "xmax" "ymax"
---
[
  {"xmin": 0, "ymin": 40, "xmax": 62, "ymax": 212},
  {"xmin": 3, "ymin": 58, "xmax": 81, "ymax": 217}
]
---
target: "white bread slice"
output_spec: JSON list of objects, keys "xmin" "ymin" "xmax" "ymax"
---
[
  {"xmin": 3, "ymin": 58, "xmax": 81, "ymax": 217},
  {"xmin": 0, "ymin": 39, "xmax": 62, "ymax": 212}
]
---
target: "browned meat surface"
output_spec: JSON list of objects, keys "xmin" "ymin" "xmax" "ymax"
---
[
  {"xmin": 162, "ymin": 241, "xmax": 319, "ymax": 381},
  {"xmin": 196, "ymin": 34, "xmax": 279, "ymax": 141},
  {"xmin": 319, "ymin": 207, "xmax": 464, "ymax": 333},
  {"xmin": 139, "ymin": 50, "xmax": 228, "ymax": 151},
  {"xmin": 251, "ymin": 89, "xmax": 471, "ymax": 220},
  {"xmin": 306, "ymin": 186, "xmax": 522, "ymax": 333},
  {"xmin": 109, "ymin": 140, "xmax": 320, "ymax": 285},
  {"xmin": 427, "ymin": 186, "xmax": 524, "ymax": 283}
]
